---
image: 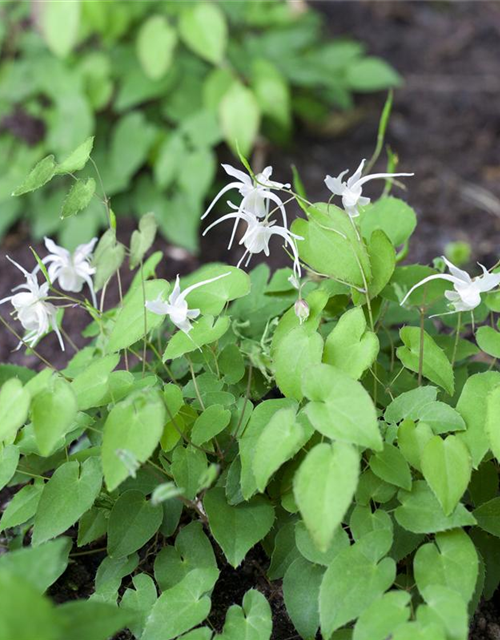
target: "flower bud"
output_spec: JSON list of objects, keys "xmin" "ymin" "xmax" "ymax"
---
[{"xmin": 294, "ymin": 298, "xmax": 310, "ymax": 325}]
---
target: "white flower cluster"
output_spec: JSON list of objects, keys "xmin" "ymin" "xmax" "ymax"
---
[{"xmin": 0, "ymin": 238, "xmax": 97, "ymax": 351}]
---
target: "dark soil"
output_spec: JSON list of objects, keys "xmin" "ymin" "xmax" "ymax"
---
[{"xmin": 2, "ymin": 2, "xmax": 500, "ymax": 638}]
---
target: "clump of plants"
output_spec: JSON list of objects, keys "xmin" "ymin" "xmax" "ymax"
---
[
  {"xmin": 0, "ymin": 0, "xmax": 400, "ymax": 250},
  {"xmin": 2, "ymin": 129, "xmax": 500, "ymax": 640}
]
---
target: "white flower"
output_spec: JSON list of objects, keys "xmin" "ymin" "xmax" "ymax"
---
[
  {"xmin": 145, "ymin": 272, "xmax": 231, "ymax": 334},
  {"xmin": 202, "ymin": 203, "xmax": 303, "ymax": 277},
  {"xmin": 36, "ymin": 237, "xmax": 98, "ymax": 307},
  {"xmin": 400, "ymin": 257, "xmax": 500, "ymax": 314},
  {"xmin": 325, "ymin": 159, "xmax": 414, "ymax": 219},
  {"xmin": 294, "ymin": 298, "xmax": 310, "ymax": 324},
  {"xmin": 0, "ymin": 257, "xmax": 64, "ymax": 350},
  {"xmin": 202, "ymin": 164, "xmax": 290, "ymax": 250}
]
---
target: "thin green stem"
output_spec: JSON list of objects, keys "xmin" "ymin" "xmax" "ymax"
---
[
  {"xmin": 451, "ymin": 312, "xmax": 462, "ymax": 368},
  {"xmin": 188, "ymin": 357, "xmax": 205, "ymax": 411}
]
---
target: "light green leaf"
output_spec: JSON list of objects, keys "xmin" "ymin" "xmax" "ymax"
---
[
  {"xmin": 0, "ymin": 482, "xmax": 43, "ymax": 531},
  {"xmin": 142, "ymin": 567, "xmax": 219, "ymax": 640},
  {"xmin": 179, "ymin": 3, "xmax": 227, "ymax": 65},
  {"xmin": 397, "ymin": 419, "xmax": 433, "ymax": 472},
  {"xmin": 31, "ymin": 378, "xmax": 78, "ymax": 456},
  {"xmin": 358, "ymin": 197, "xmax": 417, "ymax": 247},
  {"xmin": 397, "ymin": 327, "xmax": 454, "ymax": 395},
  {"xmin": 457, "ymin": 372, "xmax": 500, "ymax": 467},
  {"xmin": 191, "ymin": 404, "xmax": 231, "ymax": 446},
  {"xmin": 180, "ymin": 265, "xmax": 251, "ymax": 316},
  {"xmin": 323, "ymin": 307, "xmax": 379, "ymax": 379},
  {"xmin": 56, "ymin": 136, "xmax": 94, "ymax": 175},
  {"xmin": 32, "ymin": 457, "xmax": 102, "ymax": 545},
  {"xmin": 486, "ymin": 386, "xmax": 500, "ymax": 462},
  {"xmin": 12, "ymin": 155, "xmax": 57, "ymax": 197},
  {"xmin": 291, "ymin": 203, "xmax": 371, "ymax": 289},
  {"xmin": 171, "ymin": 445, "xmax": 207, "ymax": 500},
  {"xmin": 319, "ymin": 530, "xmax": 396, "ymax": 637},
  {"xmin": 218, "ymin": 589, "xmax": 272, "ymax": 640},
  {"xmin": 350, "ymin": 506, "xmax": 393, "ymax": 542},
  {"xmin": 58, "ymin": 600, "xmax": 136, "ymax": 640},
  {"xmin": 353, "ymin": 591, "xmax": 411, "ymax": 640},
  {"xmin": 418, "ymin": 585, "xmax": 468, "ymax": 640},
  {"xmin": 61, "ymin": 178, "xmax": 96, "ymax": 219},
  {"xmin": 294, "ymin": 442, "xmax": 359, "ymax": 552},
  {"xmin": 251, "ymin": 59, "xmax": 291, "ymax": 129},
  {"xmin": 268, "ymin": 522, "xmax": 300, "ymax": 581},
  {"xmin": 346, "ymin": 57, "xmax": 402, "ymax": 91},
  {"xmin": 130, "ymin": 212, "xmax": 157, "ymax": 270},
  {"xmin": 274, "ymin": 327, "xmax": 323, "ymax": 401},
  {"xmin": 0, "ymin": 378, "xmax": 30, "ymax": 442},
  {"xmin": 302, "ymin": 364, "xmax": 383, "ymax": 451},
  {"xmin": 204, "ymin": 487, "xmax": 274, "ymax": 567},
  {"xmin": 70, "ymin": 354, "xmax": 120, "ymax": 410},
  {"xmin": 253, "ymin": 407, "xmax": 312, "ymax": 492},
  {"xmin": 370, "ymin": 443, "xmax": 412, "ymax": 491},
  {"xmin": 136, "ymin": 15, "xmax": 177, "ymax": 80},
  {"xmin": 102, "ymin": 390, "xmax": 166, "ymax": 492},
  {"xmin": 421, "ymin": 435, "xmax": 471, "ymax": 516},
  {"xmin": 92, "ymin": 229, "xmax": 126, "ymax": 292},
  {"xmin": 40, "ymin": 0, "xmax": 80, "ymax": 58},
  {"xmin": 120, "ymin": 574, "xmax": 158, "ymax": 639},
  {"xmin": 413, "ymin": 402, "xmax": 466, "ymax": 435},
  {"xmin": 154, "ymin": 521, "xmax": 216, "ymax": 591},
  {"xmin": 107, "ymin": 490, "xmax": 163, "ymax": 559},
  {"xmin": 385, "ymin": 386, "xmax": 437, "ymax": 424},
  {"xmin": 283, "ymin": 557, "xmax": 323, "ymax": 640},
  {"xmin": 414, "ymin": 529, "xmax": 478, "ymax": 604},
  {"xmin": 295, "ymin": 521, "xmax": 350, "ymax": 567},
  {"xmin": 394, "ymin": 480, "xmax": 476, "ymax": 534},
  {"xmin": 220, "ymin": 83, "xmax": 260, "ymax": 157},
  {"xmin": 476, "ymin": 325, "xmax": 500, "ymax": 357},
  {"xmin": 164, "ymin": 316, "xmax": 230, "ymax": 361},
  {"xmin": 473, "ymin": 497, "xmax": 500, "ymax": 537},
  {"xmin": 0, "ymin": 538, "xmax": 71, "ymax": 593},
  {"xmin": 108, "ymin": 279, "xmax": 169, "ymax": 352},
  {"xmin": 110, "ymin": 112, "xmax": 155, "ymax": 183},
  {"xmin": 0, "ymin": 444, "xmax": 19, "ymax": 491}
]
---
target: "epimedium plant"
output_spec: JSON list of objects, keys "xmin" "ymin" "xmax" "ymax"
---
[
  {"xmin": 2, "ymin": 135, "xmax": 500, "ymax": 640},
  {"xmin": 0, "ymin": 0, "xmax": 401, "ymax": 251}
]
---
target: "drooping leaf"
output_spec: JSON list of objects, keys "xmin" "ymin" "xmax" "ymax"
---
[
  {"xmin": 129, "ymin": 212, "xmax": 157, "ymax": 270},
  {"xmin": 283, "ymin": 557, "xmax": 323, "ymax": 640},
  {"xmin": 136, "ymin": 15, "xmax": 177, "ymax": 80},
  {"xmin": 31, "ymin": 378, "xmax": 78, "ymax": 456},
  {"xmin": 274, "ymin": 326, "xmax": 323, "ymax": 401},
  {"xmin": 0, "ymin": 482, "xmax": 43, "ymax": 531},
  {"xmin": 40, "ymin": 0, "xmax": 80, "ymax": 58},
  {"xmin": 56, "ymin": 136, "xmax": 95, "ymax": 175},
  {"xmin": 179, "ymin": 3, "xmax": 228, "ymax": 65},
  {"xmin": 0, "ymin": 378, "xmax": 31, "ymax": 443},
  {"xmin": 61, "ymin": 178, "xmax": 96, "ymax": 219},
  {"xmin": 219, "ymin": 83, "xmax": 260, "ymax": 157}
]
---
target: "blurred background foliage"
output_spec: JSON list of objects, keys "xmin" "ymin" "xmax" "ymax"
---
[{"xmin": 0, "ymin": 0, "xmax": 400, "ymax": 252}]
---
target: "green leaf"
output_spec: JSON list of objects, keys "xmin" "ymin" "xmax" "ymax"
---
[
  {"xmin": 171, "ymin": 445, "xmax": 207, "ymax": 500},
  {"xmin": 486, "ymin": 386, "xmax": 500, "ymax": 462},
  {"xmin": 191, "ymin": 404, "xmax": 231, "ymax": 446},
  {"xmin": 92, "ymin": 554, "xmax": 139, "ymax": 604},
  {"xmin": 294, "ymin": 442, "xmax": 360, "ymax": 552},
  {"xmin": 385, "ymin": 386, "xmax": 437, "ymax": 424},
  {"xmin": 268, "ymin": 522, "xmax": 300, "ymax": 581},
  {"xmin": 394, "ymin": 480, "xmax": 476, "ymax": 534},
  {"xmin": 92, "ymin": 229, "xmax": 126, "ymax": 292},
  {"xmin": 142, "ymin": 567, "xmax": 219, "ymax": 640},
  {"xmin": 102, "ymin": 390, "xmax": 166, "ymax": 492},
  {"xmin": 302, "ymin": 364, "xmax": 383, "ymax": 451},
  {"xmin": 136, "ymin": 15, "xmax": 177, "ymax": 80},
  {"xmin": 56, "ymin": 136, "xmax": 95, "ymax": 175},
  {"xmin": 179, "ymin": 3, "xmax": 227, "ymax": 65},
  {"xmin": 370, "ymin": 444, "xmax": 412, "ymax": 491},
  {"xmin": 397, "ymin": 327, "xmax": 455, "ymax": 395},
  {"xmin": 475, "ymin": 326, "xmax": 500, "ymax": 357},
  {"xmin": 40, "ymin": 0, "xmax": 80, "ymax": 58},
  {"xmin": 413, "ymin": 529, "xmax": 478, "ymax": 604},
  {"xmin": 120, "ymin": 574, "xmax": 158, "ymax": 639},
  {"xmin": 0, "ymin": 538, "xmax": 71, "ymax": 593},
  {"xmin": 398, "ymin": 419, "xmax": 433, "ymax": 472},
  {"xmin": 274, "ymin": 327, "xmax": 323, "ymax": 401},
  {"xmin": 31, "ymin": 378, "xmax": 78, "ymax": 456},
  {"xmin": 253, "ymin": 407, "xmax": 312, "ymax": 492},
  {"xmin": 220, "ymin": 83, "xmax": 261, "ymax": 157},
  {"xmin": 0, "ymin": 482, "xmax": 43, "ymax": 531},
  {"xmin": 251, "ymin": 59, "xmax": 291, "ymax": 129},
  {"xmin": 107, "ymin": 279, "xmax": 169, "ymax": 352},
  {"xmin": 323, "ymin": 307, "xmax": 379, "ymax": 379},
  {"xmin": 219, "ymin": 590, "xmax": 272, "ymax": 640},
  {"xmin": 12, "ymin": 155, "xmax": 57, "ymax": 197},
  {"xmin": 419, "ymin": 585, "xmax": 468, "ymax": 640},
  {"xmin": 473, "ymin": 497, "xmax": 500, "ymax": 537},
  {"xmin": 154, "ymin": 521, "xmax": 216, "ymax": 591},
  {"xmin": 457, "ymin": 372, "xmax": 500, "ymax": 467},
  {"xmin": 358, "ymin": 197, "xmax": 417, "ymax": 247},
  {"xmin": 32, "ymin": 457, "xmax": 102, "ymax": 545},
  {"xmin": 346, "ymin": 57, "xmax": 402, "ymax": 91},
  {"xmin": 361, "ymin": 229, "xmax": 396, "ymax": 299},
  {"xmin": 60, "ymin": 178, "xmax": 95, "ymax": 219},
  {"xmin": 204, "ymin": 487, "xmax": 274, "ymax": 567},
  {"xmin": 350, "ymin": 506, "xmax": 393, "ymax": 542},
  {"xmin": 291, "ymin": 203, "xmax": 371, "ymax": 288},
  {"xmin": 283, "ymin": 557, "xmax": 323, "ymax": 640},
  {"xmin": 70, "ymin": 354, "xmax": 120, "ymax": 410},
  {"xmin": 164, "ymin": 316, "xmax": 230, "ymax": 361},
  {"xmin": 413, "ymin": 402, "xmax": 466, "ymax": 435},
  {"xmin": 180, "ymin": 265, "xmax": 251, "ymax": 316},
  {"xmin": 421, "ymin": 435, "xmax": 471, "ymax": 516},
  {"xmin": 319, "ymin": 531, "xmax": 396, "ymax": 637},
  {"xmin": 295, "ymin": 521, "xmax": 349, "ymax": 567},
  {"xmin": 353, "ymin": 591, "xmax": 411, "ymax": 640},
  {"xmin": 0, "ymin": 378, "xmax": 30, "ymax": 442},
  {"xmin": 58, "ymin": 602, "xmax": 135, "ymax": 640},
  {"xmin": 0, "ymin": 570, "xmax": 60, "ymax": 640},
  {"xmin": 110, "ymin": 112, "xmax": 155, "ymax": 184},
  {"xmin": 0, "ymin": 444, "xmax": 19, "ymax": 491},
  {"xmin": 130, "ymin": 212, "xmax": 157, "ymax": 270},
  {"xmin": 107, "ymin": 490, "xmax": 163, "ymax": 559}
]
